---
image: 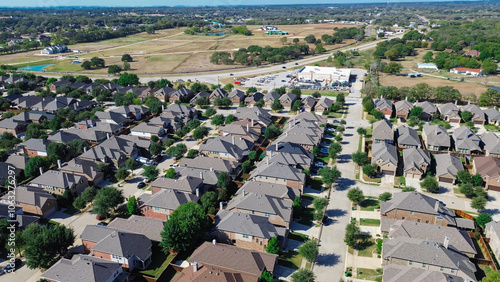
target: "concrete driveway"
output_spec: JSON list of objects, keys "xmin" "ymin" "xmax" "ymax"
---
[{"xmin": 405, "ymin": 177, "xmax": 421, "ymax": 190}]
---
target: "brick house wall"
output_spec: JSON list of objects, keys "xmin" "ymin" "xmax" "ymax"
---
[
  {"xmin": 199, "ymin": 150, "xmax": 239, "ymax": 162},
  {"xmin": 213, "ymin": 230, "xmax": 269, "ymax": 253},
  {"xmin": 396, "ymin": 110, "xmax": 410, "ymax": 119},
  {"xmin": 24, "ymin": 148, "xmax": 46, "ymax": 157},
  {"xmin": 377, "ymin": 108, "xmax": 392, "ymax": 116},
  {"xmin": 141, "ymin": 206, "xmax": 173, "ymax": 221},
  {"xmin": 82, "ymin": 240, "xmax": 97, "ymax": 253},
  {"xmin": 375, "ymin": 162, "xmax": 397, "ymax": 176},
  {"xmin": 0, "ymin": 125, "xmax": 26, "ymax": 136},
  {"xmin": 382, "ymin": 209, "xmax": 449, "ymax": 226},
  {"xmin": 230, "ymin": 96, "xmax": 242, "ymax": 104}
]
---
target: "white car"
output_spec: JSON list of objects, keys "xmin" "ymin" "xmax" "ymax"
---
[
  {"xmin": 327, "ymin": 128, "xmax": 336, "ymax": 132},
  {"xmin": 170, "ymin": 164, "xmax": 179, "ymax": 168},
  {"xmin": 314, "ymin": 161, "xmax": 326, "ymax": 167}
]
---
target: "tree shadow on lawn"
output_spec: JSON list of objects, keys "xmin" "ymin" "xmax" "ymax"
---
[
  {"xmin": 355, "ymin": 234, "xmax": 375, "ymax": 252},
  {"xmin": 335, "ymin": 178, "xmax": 356, "ymax": 191},
  {"xmin": 315, "ymin": 253, "xmax": 341, "ymax": 267}
]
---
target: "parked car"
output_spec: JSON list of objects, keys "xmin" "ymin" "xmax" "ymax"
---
[
  {"xmin": 137, "ymin": 182, "xmax": 146, "ymax": 189},
  {"xmin": 314, "ymin": 161, "xmax": 326, "ymax": 167},
  {"xmin": 170, "ymin": 164, "xmax": 179, "ymax": 168},
  {"xmin": 320, "ymin": 148, "xmax": 329, "ymax": 154},
  {"xmin": 327, "ymin": 128, "xmax": 336, "ymax": 132},
  {"xmin": 310, "ymin": 168, "xmax": 319, "ymax": 174},
  {"xmin": 282, "ymin": 66, "xmax": 286, "ymax": 69},
  {"xmin": 96, "ymin": 215, "xmax": 103, "ymax": 220},
  {"xmin": 295, "ymin": 62, "xmax": 299, "ymax": 65},
  {"xmin": 3, "ymin": 259, "xmax": 22, "ymax": 273},
  {"xmin": 97, "ymin": 222, "xmax": 107, "ymax": 226},
  {"xmin": 324, "ymin": 134, "xmax": 334, "ymax": 139},
  {"xmin": 230, "ymin": 73, "xmax": 234, "ymax": 76}
]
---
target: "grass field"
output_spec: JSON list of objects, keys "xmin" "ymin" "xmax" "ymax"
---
[
  {"xmin": 278, "ymin": 251, "xmax": 303, "ymax": 270},
  {"xmin": 359, "ymin": 218, "xmax": 381, "ymax": 227},
  {"xmin": 357, "ymin": 268, "xmax": 382, "ymax": 281},
  {"xmin": 360, "ymin": 199, "xmax": 380, "ymax": 211}
]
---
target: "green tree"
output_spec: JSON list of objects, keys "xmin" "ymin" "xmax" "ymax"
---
[
  {"xmin": 363, "ymin": 98, "xmax": 375, "ymax": 113},
  {"xmin": 73, "ymin": 196, "xmax": 87, "ymax": 210},
  {"xmin": 421, "ymin": 175, "xmax": 439, "ymax": 193},
  {"xmin": 187, "ymin": 149, "xmax": 198, "ymax": 158},
  {"xmin": 150, "ymin": 142, "xmax": 163, "ymax": 156},
  {"xmin": 344, "ymin": 221, "xmax": 361, "ymax": 248},
  {"xmin": 92, "ymin": 186, "xmax": 124, "ymax": 218},
  {"xmin": 318, "ymin": 167, "xmax": 341, "ymax": 186},
  {"xmin": 299, "ymin": 240, "xmax": 319, "ymax": 262},
  {"xmin": 81, "ymin": 186, "xmax": 97, "ymax": 203},
  {"xmin": 115, "ymin": 167, "xmax": 130, "ymax": 181},
  {"xmin": 127, "ymin": 196, "xmax": 137, "ymax": 215},
  {"xmin": 265, "ymin": 124, "xmax": 281, "ymax": 139},
  {"xmin": 200, "ymin": 191, "xmax": 218, "ymax": 213},
  {"xmin": 266, "ymin": 237, "xmax": 280, "ymax": 254},
  {"xmin": 90, "ymin": 57, "xmax": 105, "ymax": 68},
  {"xmin": 47, "ymin": 142, "xmax": 69, "ymax": 162},
  {"xmin": 121, "ymin": 54, "xmax": 133, "ymax": 62},
  {"xmin": 329, "ymin": 142, "xmax": 342, "ymax": 159},
  {"xmin": 192, "ymin": 126, "xmax": 209, "ymax": 140},
  {"xmin": 291, "ymin": 269, "xmax": 315, "ymax": 282},
  {"xmin": 384, "ymin": 48, "xmax": 400, "ymax": 61},
  {"xmin": 225, "ymin": 114, "xmax": 236, "ymax": 124},
  {"xmin": 459, "ymin": 183, "xmax": 475, "ymax": 197},
  {"xmin": 476, "ymin": 213, "xmax": 493, "ymax": 228},
  {"xmin": 271, "ymin": 99, "xmax": 283, "ymax": 112},
  {"xmin": 293, "ymin": 195, "xmax": 301, "ymax": 208},
  {"xmin": 211, "ymin": 114, "xmax": 225, "ymax": 126},
  {"xmin": 24, "ymin": 156, "xmax": 49, "ymax": 178},
  {"xmin": 379, "ymin": 192, "xmax": 392, "ymax": 202},
  {"xmin": 217, "ymin": 172, "xmax": 231, "ymax": 191},
  {"xmin": 25, "ymin": 123, "xmax": 44, "ymax": 140},
  {"xmin": 260, "ymin": 270, "xmax": 274, "ymax": 282},
  {"xmin": 291, "ymin": 100, "xmax": 302, "ymax": 112},
  {"xmin": 461, "ymin": 111, "xmax": 473, "ymax": 122},
  {"xmin": 107, "ymin": 65, "xmax": 122, "ymax": 75},
  {"xmin": 347, "ymin": 187, "xmax": 364, "ymax": 203},
  {"xmin": 117, "ymin": 72, "xmax": 140, "ymax": 86},
  {"xmin": 166, "ymin": 143, "xmax": 188, "ymax": 159},
  {"xmin": 471, "ymin": 196, "xmax": 487, "ymax": 211},
  {"xmin": 143, "ymin": 165, "xmax": 159, "ymax": 181},
  {"xmin": 81, "ymin": 61, "xmax": 92, "ymax": 70},
  {"xmin": 457, "ymin": 170, "xmax": 472, "ymax": 184},
  {"xmin": 410, "ymin": 106, "xmax": 424, "ymax": 119},
  {"xmin": 248, "ymin": 151, "xmax": 258, "ymax": 161},
  {"xmin": 165, "ymin": 168, "xmax": 176, "ymax": 179},
  {"xmin": 423, "ymin": 51, "xmax": 434, "ymax": 63},
  {"xmin": 363, "ymin": 164, "xmax": 378, "ymax": 178},
  {"xmin": 254, "ymin": 99, "xmax": 265, "ymax": 108},
  {"xmin": 126, "ymin": 158, "xmax": 140, "ymax": 170},
  {"xmin": 241, "ymin": 161, "xmax": 252, "ymax": 173},
  {"xmin": 313, "ymin": 197, "xmax": 329, "ymax": 212},
  {"xmin": 123, "ymin": 61, "xmax": 131, "ymax": 71},
  {"xmin": 159, "ymin": 202, "xmax": 209, "ymax": 253},
  {"xmin": 352, "ymin": 151, "xmax": 369, "ymax": 166},
  {"xmin": 473, "ymin": 174, "xmax": 484, "ymax": 186},
  {"xmin": 357, "ymin": 128, "xmax": 367, "ymax": 136},
  {"xmin": 482, "ymin": 270, "xmax": 500, "ymax": 282},
  {"xmin": 205, "ymin": 107, "xmax": 217, "ymax": 117}
]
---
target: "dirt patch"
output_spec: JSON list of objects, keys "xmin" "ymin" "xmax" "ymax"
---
[{"xmin": 380, "ymin": 75, "xmax": 488, "ymax": 97}]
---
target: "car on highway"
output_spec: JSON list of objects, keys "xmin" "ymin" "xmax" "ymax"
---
[
  {"xmin": 230, "ymin": 73, "xmax": 234, "ymax": 76},
  {"xmin": 320, "ymin": 148, "xmax": 329, "ymax": 154},
  {"xmin": 314, "ymin": 161, "xmax": 327, "ymax": 167},
  {"xmin": 137, "ymin": 182, "xmax": 146, "ymax": 189}
]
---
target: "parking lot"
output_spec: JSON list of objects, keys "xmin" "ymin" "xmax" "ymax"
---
[{"xmin": 238, "ymin": 69, "xmax": 297, "ymax": 91}]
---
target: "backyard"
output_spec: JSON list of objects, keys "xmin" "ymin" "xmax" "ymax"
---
[
  {"xmin": 359, "ymin": 199, "xmax": 380, "ymax": 211},
  {"xmin": 137, "ymin": 249, "xmax": 175, "ymax": 278},
  {"xmin": 357, "ymin": 268, "xmax": 383, "ymax": 281}
]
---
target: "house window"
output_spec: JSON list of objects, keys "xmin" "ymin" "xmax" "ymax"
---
[
  {"xmin": 402, "ymin": 217, "xmax": 405, "ymax": 220},
  {"xmin": 451, "ymin": 269, "xmax": 456, "ymax": 273},
  {"xmin": 265, "ymin": 213, "xmax": 271, "ymax": 217},
  {"xmin": 417, "ymin": 219, "xmax": 421, "ymax": 222},
  {"xmin": 425, "ymin": 220, "xmax": 429, "ymax": 224},
  {"xmin": 440, "ymin": 267, "xmax": 444, "ymax": 271},
  {"xmin": 242, "ymin": 234, "xmax": 249, "ymax": 238},
  {"xmin": 411, "ymin": 211, "xmax": 414, "ymax": 215},
  {"xmin": 409, "ymin": 261, "xmax": 413, "ymax": 265},
  {"xmin": 422, "ymin": 263, "xmax": 426, "ymax": 268}
]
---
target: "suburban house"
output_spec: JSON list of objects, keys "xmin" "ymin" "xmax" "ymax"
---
[
  {"xmin": 138, "ymin": 87, "xmax": 159, "ymax": 101},
  {"xmin": 154, "ymin": 86, "xmax": 177, "ymax": 102},
  {"xmin": 172, "ymin": 241, "xmax": 277, "ymax": 282},
  {"xmin": 465, "ymin": 50, "xmax": 481, "ymax": 57},
  {"xmin": 150, "ymin": 175, "xmax": 203, "ymax": 196},
  {"xmin": 227, "ymin": 89, "xmax": 245, "ymax": 104},
  {"xmin": 78, "ymin": 119, "xmax": 97, "ymax": 129},
  {"xmin": 266, "ymin": 142, "xmax": 314, "ymax": 163},
  {"xmin": 372, "ymin": 119, "xmax": 394, "ymax": 144},
  {"xmin": 259, "ymin": 150, "xmax": 312, "ymax": 170},
  {"xmin": 162, "ymin": 104, "xmax": 197, "ymax": 125},
  {"xmin": 107, "ymin": 215, "xmax": 165, "ymax": 243},
  {"xmin": 386, "ymin": 220, "xmax": 476, "ymax": 258},
  {"xmin": 138, "ymin": 189, "xmax": 199, "ymax": 221},
  {"xmin": 461, "ymin": 103, "xmax": 486, "ymax": 125},
  {"xmin": 371, "ymin": 142, "xmax": 398, "ymax": 177},
  {"xmin": 484, "ymin": 108, "xmax": 500, "ymax": 125},
  {"xmin": 452, "ymin": 126, "xmax": 482, "ymax": 154},
  {"xmin": 0, "ymin": 186, "xmax": 57, "ymax": 217},
  {"xmin": 169, "ymin": 88, "xmax": 195, "ymax": 103},
  {"xmin": 212, "ymin": 210, "xmax": 288, "ymax": 253},
  {"xmin": 78, "ymin": 136, "xmax": 141, "ymax": 169},
  {"xmin": 375, "ymin": 98, "xmax": 393, "ymax": 117},
  {"xmin": 46, "ymin": 130, "xmax": 82, "ymax": 144},
  {"xmin": 434, "ymin": 153, "xmax": 464, "ymax": 184},
  {"xmin": 209, "ymin": 88, "xmax": 228, "ymax": 102},
  {"xmin": 402, "ymin": 147, "xmax": 431, "ymax": 179},
  {"xmin": 396, "ymin": 126, "xmax": 421, "ymax": 149},
  {"xmin": 20, "ymin": 138, "xmax": 50, "ymax": 157},
  {"xmin": 380, "ymin": 192, "xmax": 457, "ymax": 226},
  {"xmin": 244, "ymin": 92, "xmax": 265, "ymax": 107},
  {"xmin": 0, "ymin": 116, "xmax": 27, "ymax": 136},
  {"xmin": 278, "ymin": 93, "xmax": 297, "ymax": 110},
  {"xmin": 472, "ymin": 156, "xmax": 500, "ymax": 191},
  {"xmin": 414, "ymin": 101, "xmax": 437, "ymax": 121},
  {"xmin": 289, "ymin": 111, "xmax": 328, "ymax": 125},
  {"xmin": 382, "ymin": 264, "xmax": 464, "ymax": 282},
  {"xmin": 176, "ymin": 167, "xmax": 220, "ymax": 190},
  {"xmin": 301, "ymin": 96, "xmax": 316, "ymax": 112},
  {"xmin": 481, "ymin": 132, "xmax": 500, "ymax": 157},
  {"xmin": 4, "ymin": 155, "xmax": 29, "ymax": 171},
  {"xmin": 230, "ymin": 118, "xmax": 265, "ymax": 134},
  {"xmin": 130, "ymin": 122, "xmax": 165, "ymax": 139},
  {"xmin": 248, "ymin": 162, "xmax": 306, "ymax": 191},
  {"xmin": 28, "ymin": 170, "xmax": 88, "ymax": 196},
  {"xmin": 218, "ymin": 124, "xmax": 260, "ymax": 143},
  {"xmin": 235, "ymin": 181, "xmax": 299, "ymax": 202},
  {"xmin": 450, "ymin": 67, "xmax": 483, "ymax": 76},
  {"xmin": 272, "ymin": 130, "xmax": 318, "ymax": 152},
  {"xmin": 314, "ymin": 97, "xmax": 333, "ymax": 114},
  {"xmin": 179, "ymin": 156, "xmax": 238, "ymax": 175},
  {"xmin": 395, "ymin": 100, "xmax": 414, "ymax": 119},
  {"xmin": 148, "ymin": 116, "xmax": 173, "ymax": 130},
  {"xmin": 422, "ymin": 124, "xmax": 450, "ymax": 151},
  {"xmin": 382, "ymin": 237, "xmax": 477, "ymax": 281},
  {"xmin": 226, "ymin": 192, "xmax": 293, "ymax": 228},
  {"xmin": 199, "ymin": 135, "xmax": 254, "ymax": 162},
  {"xmin": 40, "ymin": 255, "xmax": 129, "ymax": 282},
  {"xmin": 486, "ymin": 221, "xmax": 500, "ymax": 262},
  {"xmin": 234, "ymin": 107, "xmax": 273, "ymax": 127},
  {"xmin": 57, "ymin": 158, "xmax": 105, "ymax": 185},
  {"xmin": 113, "ymin": 105, "xmax": 150, "ymax": 120},
  {"xmin": 263, "ymin": 92, "xmax": 280, "ymax": 108},
  {"xmin": 438, "ymin": 103, "xmax": 461, "ymax": 123},
  {"xmin": 95, "ymin": 111, "xmax": 128, "ymax": 126},
  {"xmin": 80, "ymin": 225, "xmax": 152, "ymax": 271}
]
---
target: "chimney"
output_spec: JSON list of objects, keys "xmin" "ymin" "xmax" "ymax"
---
[
  {"xmin": 219, "ymin": 201, "xmax": 224, "ymax": 210},
  {"xmin": 275, "ymin": 142, "xmax": 279, "ymax": 151},
  {"xmin": 455, "ymin": 100, "xmax": 458, "ymax": 105},
  {"xmin": 444, "ymin": 236, "xmax": 450, "ymax": 249},
  {"xmin": 212, "ymin": 239, "xmax": 217, "ymax": 245},
  {"xmin": 210, "ymin": 167, "xmax": 214, "ymax": 171},
  {"xmin": 242, "ymin": 189, "xmax": 246, "ymax": 196},
  {"xmin": 232, "ymin": 135, "xmax": 235, "ymax": 145},
  {"xmin": 84, "ymin": 147, "xmax": 87, "ymax": 152},
  {"xmin": 266, "ymin": 157, "xmax": 269, "ymax": 165},
  {"xmin": 106, "ymin": 133, "xmax": 110, "ymax": 139},
  {"xmin": 162, "ymin": 104, "xmax": 165, "ymax": 111},
  {"xmin": 247, "ymin": 123, "xmax": 249, "ymax": 132},
  {"xmin": 39, "ymin": 167, "xmax": 44, "ymax": 175},
  {"xmin": 251, "ymin": 119, "xmax": 254, "ymax": 127},
  {"xmin": 193, "ymin": 262, "xmax": 198, "ymax": 273},
  {"xmin": 434, "ymin": 201, "xmax": 439, "ymax": 212},
  {"xmin": 196, "ymin": 188, "xmax": 199, "ymax": 197},
  {"xmin": 57, "ymin": 159, "xmax": 62, "ymax": 169},
  {"xmin": 468, "ymin": 100, "xmax": 471, "ymax": 105},
  {"xmin": 200, "ymin": 171, "xmax": 203, "ymax": 180}
]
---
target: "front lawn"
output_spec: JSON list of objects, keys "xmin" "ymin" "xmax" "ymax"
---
[
  {"xmin": 357, "ymin": 236, "xmax": 377, "ymax": 257},
  {"xmin": 357, "ymin": 268, "xmax": 382, "ymax": 281},
  {"xmin": 62, "ymin": 206, "xmax": 80, "ymax": 215},
  {"xmin": 359, "ymin": 199, "xmax": 380, "ymax": 211},
  {"xmin": 485, "ymin": 124, "xmax": 500, "ymax": 132},
  {"xmin": 278, "ymin": 251, "xmax": 302, "ymax": 270},
  {"xmin": 293, "ymin": 206, "xmax": 315, "ymax": 226},
  {"xmin": 359, "ymin": 218, "xmax": 381, "ymax": 227},
  {"xmin": 288, "ymin": 232, "xmax": 309, "ymax": 242},
  {"xmin": 308, "ymin": 177, "xmax": 324, "ymax": 191},
  {"xmin": 137, "ymin": 249, "xmax": 175, "ymax": 278}
]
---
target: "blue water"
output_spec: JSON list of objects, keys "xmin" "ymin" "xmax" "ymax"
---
[{"xmin": 18, "ymin": 64, "xmax": 54, "ymax": 71}]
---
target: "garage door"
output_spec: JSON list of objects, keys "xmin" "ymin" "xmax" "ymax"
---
[
  {"xmin": 474, "ymin": 120, "xmax": 483, "ymax": 125},
  {"xmin": 488, "ymin": 185, "xmax": 500, "ymax": 192},
  {"xmin": 382, "ymin": 170, "xmax": 394, "ymax": 176},
  {"xmin": 439, "ymin": 177, "xmax": 454, "ymax": 184}
]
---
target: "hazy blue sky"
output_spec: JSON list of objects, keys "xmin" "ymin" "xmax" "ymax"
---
[{"xmin": 0, "ymin": 0, "xmax": 472, "ymax": 8}]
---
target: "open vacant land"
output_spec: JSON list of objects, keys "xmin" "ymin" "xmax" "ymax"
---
[{"xmin": 0, "ymin": 23, "xmax": 358, "ymax": 75}]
